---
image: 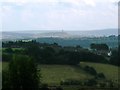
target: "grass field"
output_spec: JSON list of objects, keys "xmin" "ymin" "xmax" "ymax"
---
[
  {"xmin": 38, "ymin": 63, "xmax": 119, "ymax": 85},
  {"xmin": 1, "ymin": 62, "xmax": 119, "ymax": 86},
  {"xmin": 38, "ymin": 65, "xmax": 93, "ymax": 85},
  {"xmin": 80, "ymin": 62, "xmax": 119, "ymax": 84}
]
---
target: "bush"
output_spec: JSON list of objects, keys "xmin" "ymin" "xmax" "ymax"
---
[
  {"xmin": 84, "ymin": 66, "xmax": 97, "ymax": 76},
  {"xmin": 60, "ymin": 79, "xmax": 82, "ymax": 85},
  {"xmin": 97, "ymin": 73, "xmax": 106, "ymax": 79},
  {"xmin": 99, "ymin": 82, "xmax": 106, "ymax": 87},
  {"xmin": 56, "ymin": 86, "xmax": 63, "ymax": 90},
  {"xmin": 84, "ymin": 79, "xmax": 97, "ymax": 86},
  {"xmin": 40, "ymin": 84, "xmax": 50, "ymax": 90}
]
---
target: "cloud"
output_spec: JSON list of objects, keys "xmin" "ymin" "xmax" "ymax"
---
[
  {"xmin": 0, "ymin": 0, "xmax": 112, "ymax": 7},
  {"xmin": 1, "ymin": 0, "xmax": 118, "ymax": 31},
  {"xmin": 82, "ymin": 0, "xmax": 96, "ymax": 7}
]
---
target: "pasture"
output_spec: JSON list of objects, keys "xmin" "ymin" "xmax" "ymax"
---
[{"xmin": 1, "ymin": 62, "xmax": 119, "ymax": 87}]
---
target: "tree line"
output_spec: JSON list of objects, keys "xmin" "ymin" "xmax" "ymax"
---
[{"xmin": 2, "ymin": 41, "xmax": 110, "ymax": 65}]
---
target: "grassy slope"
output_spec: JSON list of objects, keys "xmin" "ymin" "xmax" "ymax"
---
[
  {"xmin": 80, "ymin": 62, "xmax": 119, "ymax": 83},
  {"xmin": 1, "ymin": 62, "xmax": 119, "ymax": 86},
  {"xmin": 39, "ymin": 63, "xmax": 119, "ymax": 85},
  {"xmin": 38, "ymin": 65, "xmax": 92, "ymax": 85}
]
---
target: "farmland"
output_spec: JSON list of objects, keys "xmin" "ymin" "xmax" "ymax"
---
[
  {"xmin": 1, "ymin": 40, "xmax": 119, "ymax": 90},
  {"xmin": 80, "ymin": 62, "xmax": 119, "ymax": 82},
  {"xmin": 39, "ymin": 63, "xmax": 119, "ymax": 85},
  {"xmin": 39, "ymin": 65, "xmax": 92, "ymax": 85},
  {"xmin": 1, "ymin": 62, "xmax": 119, "ymax": 86}
]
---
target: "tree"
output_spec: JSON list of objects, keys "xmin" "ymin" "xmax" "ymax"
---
[
  {"xmin": 110, "ymin": 49, "xmax": 119, "ymax": 66},
  {"xmin": 67, "ymin": 52, "xmax": 81, "ymax": 65},
  {"xmin": 24, "ymin": 44, "xmax": 42, "ymax": 62},
  {"xmin": 2, "ymin": 53, "xmax": 13, "ymax": 62},
  {"xmin": 97, "ymin": 73, "xmax": 105, "ymax": 79},
  {"xmin": 84, "ymin": 66, "xmax": 97, "ymax": 75},
  {"xmin": 76, "ymin": 45, "xmax": 82, "ymax": 49},
  {"xmin": 4, "ymin": 48, "xmax": 13, "ymax": 54},
  {"xmin": 2, "ymin": 55, "xmax": 41, "ymax": 90},
  {"xmin": 41, "ymin": 47, "xmax": 56, "ymax": 64},
  {"xmin": 90, "ymin": 43, "xmax": 109, "ymax": 51}
]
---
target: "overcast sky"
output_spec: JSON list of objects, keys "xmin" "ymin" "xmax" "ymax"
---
[{"xmin": 0, "ymin": 0, "xmax": 119, "ymax": 31}]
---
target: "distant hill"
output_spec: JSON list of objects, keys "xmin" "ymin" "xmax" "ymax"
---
[
  {"xmin": 1, "ymin": 29, "xmax": 118, "ymax": 40},
  {"xmin": 2, "ymin": 32, "xmax": 33, "ymax": 40},
  {"xmin": 35, "ymin": 36, "xmax": 118, "ymax": 48},
  {"xmin": 1, "ymin": 29, "xmax": 118, "ymax": 48},
  {"xmin": 67, "ymin": 29, "xmax": 118, "ymax": 37}
]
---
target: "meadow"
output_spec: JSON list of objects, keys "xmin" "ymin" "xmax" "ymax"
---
[
  {"xmin": 1, "ymin": 62, "xmax": 119, "ymax": 85},
  {"xmin": 80, "ymin": 62, "xmax": 119, "ymax": 82},
  {"xmin": 39, "ymin": 65, "xmax": 93, "ymax": 85},
  {"xmin": 1, "ymin": 61, "xmax": 119, "ymax": 90}
]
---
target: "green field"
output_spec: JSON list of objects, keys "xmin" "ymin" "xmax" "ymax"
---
[
  {"xmin": 1, "ymin": 62, "xmax": 119, "ymax": 86},
  {"xmin": 39, "ymin": 65, "xmax": 93, "ymax": 85},
  {"xmin": 38, "ymin": 62, "xmax": 119, "ymax": 86},
  {"xmin": 80, "ymin": 62, "xmax": 119, "ymax": 83}
]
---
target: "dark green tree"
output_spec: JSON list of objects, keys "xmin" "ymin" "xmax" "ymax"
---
[
  {"xmin": 110, "ymin": 49, "xmax": 119, "ymax": 66},
  {"xmin": 90, "ymin": 43, "xmax": 109, "ymax": 51},
  {"xmin": 4, "ymin": 48, "xmax": 13, "ymax": 54},
  {"xmin": 2, "ymin": 55, "xmax": 41, "ymax": 90},
  {"xmin": 2, "ymin": 53, "xmax": 13, "ymax": 62}
]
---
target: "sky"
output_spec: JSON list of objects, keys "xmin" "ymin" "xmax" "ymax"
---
[{"xmin": 0, "ymin": 0, "xmax": 119, "ymax": 31}]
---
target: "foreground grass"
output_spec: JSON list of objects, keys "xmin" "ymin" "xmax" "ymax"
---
[
  {"xmin": 80, "ymin": 62, "xmax": 119, "ymax": 84},
  {"xmin": 1, "ymin": 62, "xmax": 119, "ymax": 86},
  {"xmin": 38, "ymin": 65, "xmax": 92, "ymax": 85}
]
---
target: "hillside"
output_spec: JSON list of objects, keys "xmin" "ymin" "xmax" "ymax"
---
[
  {"xmin": 37, "ymin": 62, "xmax": 119, "ymax": 85},
  {"xmin": 2, "ymin": 29, "xmax": 118, "ymax": 48},
  {"xmin": 80, "ymin": 62, "xmax": 119, "ymax": 84},
  {"xmin": 2, "ymin": 62, "xmax": 119, "ymax": 85},
  {"xmin": 38, "ymin": 65, "xmax": 93, "ymax": 85},
  {"xmin": 2, "ymin": 40, "xmax": 119, "ymax": 89},
  {"xmin": 2, "ymin": 61, "xmax": 119, "ymax": 90}
]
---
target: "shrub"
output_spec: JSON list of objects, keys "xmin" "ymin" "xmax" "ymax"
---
[
  {"xmin": 97, "ymin": 73, "xmax": 106, "ymax": 79},
  {"xmin": 40, "ymin": 84, "xmax": 50, "ymax": 90},
  {"xmin": 84, "ymin": 66, "xmax": 97, "ymax": 76},
  {"xmin": 56, "ymin": 86, "xmax": 63, "ymax": 90},
  {"xmin": 60, "ymin": 79, "xmax": 82, "ymax": 85},
  {"xmin": 84, "ymin": 79, "xmax": 97, "ymax": 86}
]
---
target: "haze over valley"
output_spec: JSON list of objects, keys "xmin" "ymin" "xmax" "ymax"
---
[{"xmin": 1, "ymin": 28, "xmax": 118, "ymax": 40}]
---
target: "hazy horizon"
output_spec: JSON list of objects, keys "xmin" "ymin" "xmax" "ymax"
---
[{"xmin": 0, "ymin": 28, "xmax": 117, "ymax": 32}]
